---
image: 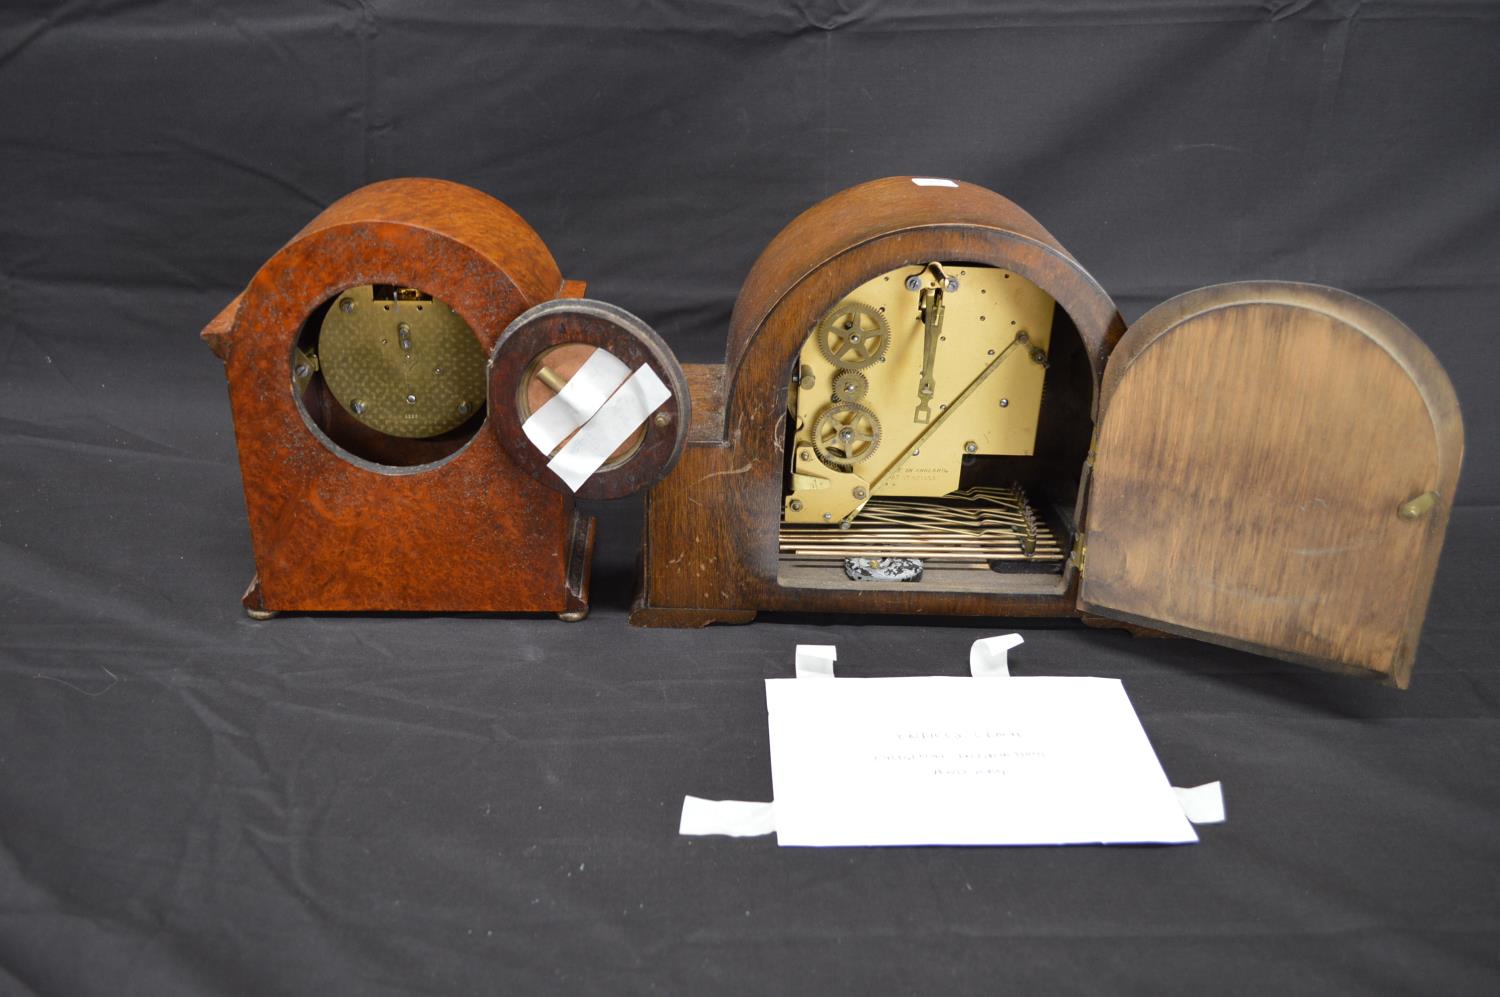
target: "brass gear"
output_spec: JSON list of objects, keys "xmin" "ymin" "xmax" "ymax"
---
[
  {"xmin": 830, "ymin": 370, "xmax": 868, "ymax": 404},
  {"xmin": 811, "ymin": 402, "xmax": 882, "ymax": 468},
  {"xmin": 816, "ymin": 300, "xmax": 890, "ymax": 370}
]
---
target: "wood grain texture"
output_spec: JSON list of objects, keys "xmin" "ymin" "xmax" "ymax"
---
[
  {"xmin": 633, "ymin": 178, "xmax": 1124, "ymax": 626},
  {"xmin": 681, "ymin": 364, "xmax": 725, "ymax": 443},
  {"xmin": 206, "ymin": 178, "xmax": 589, "ymax": 614},
  {"xmin": 1079, "ymin": 282, "xmax": 1463, "ymax": 687}
]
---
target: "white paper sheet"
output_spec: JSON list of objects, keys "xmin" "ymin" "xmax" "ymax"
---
[{"xmin": 764, "ymin": 676, "xmax": 1197, "ymax": 847}]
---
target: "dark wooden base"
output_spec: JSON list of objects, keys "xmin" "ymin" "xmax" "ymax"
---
[
  {"xmin": 1079, "ymin": 612, "xmax": 1171, "ymax": 639},
  {"xmin": 628, "ymin": 602, "xmax": 757, "ymax": 628}
]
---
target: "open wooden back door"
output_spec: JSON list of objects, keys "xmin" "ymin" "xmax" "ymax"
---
[{"xmin": 1077, "ymin": 282, "xmax": 1463, "ymax": 687}]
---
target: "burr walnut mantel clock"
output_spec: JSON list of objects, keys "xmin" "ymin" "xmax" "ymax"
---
[
  {"xmin": 203, "ymin": 178, "xmax": 688, "ymax": 621},
  {"xmin": 630, "ymin": 176, "xmax": 1462, "ymax": 688}
]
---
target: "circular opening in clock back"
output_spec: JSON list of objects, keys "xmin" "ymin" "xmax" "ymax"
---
[{"xmin": 292, "ymin": 284, "xmax": 487, "ymax": 467}]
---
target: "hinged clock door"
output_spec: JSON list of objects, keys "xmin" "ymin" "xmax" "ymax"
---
[{"xmin": 1077, "ymin": 282, "xmax": 1462, "ymax": 687}]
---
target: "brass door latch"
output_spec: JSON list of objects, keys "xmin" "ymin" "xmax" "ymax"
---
[{"xmin": 1397, "ymin": 491, "xmax": 1438, "ymax": 521}]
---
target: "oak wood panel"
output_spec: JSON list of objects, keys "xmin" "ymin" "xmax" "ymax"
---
[
  {"xmin": 1080, "ymin": 283, "xmax": 1463, "ymax": 686},
  {"xmin": 682, "ymin": 364, "xmax": 725, "ymax": 443}
]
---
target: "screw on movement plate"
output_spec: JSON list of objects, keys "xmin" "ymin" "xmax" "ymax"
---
[
  {"xmin": 963, "ymin": 441, "xmax": 978, "ymax": 454},
  {"xmin": 351, "ymin": 399, "xmax": 366, "ymax": 414},
  {"xmin": 999, "ymin": 398, "xmax": 1009, "ymax": 408},
  {"xmin": 339, "ymin": 298, "xmax": 354, "ymax": 313},
  {"xmin": 853, "ymin": 486, "xmax": 868, "ymax": 499}
]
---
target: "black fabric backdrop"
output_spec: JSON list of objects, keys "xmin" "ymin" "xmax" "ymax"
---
[{"xmin": 2, "ymin": 1, "xmax": 1498, "ymax": 993}]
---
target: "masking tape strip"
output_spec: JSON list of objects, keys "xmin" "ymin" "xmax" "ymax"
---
[
  {"xmin": 970, "ymin": 634, "xmax": 1023, "ymax": 678},
  {"xmin": 794, "ymin": 644, "xmax": 837, "ymax": 679},
  {"xmin": 1173, "ymin": 782, "xmax": 1226, "ymax": 825},
  {"xmin": 911, "ymin": 177, "xmax": 958, "ymax": 188},
  {"xmin": 521, "ymin": 348, "xmax": 632, "ymax": 456},
  {"xmin": 546, "ymin": 364, "xmax": 670, "ymax": 491},
  {"xmin": 679, "ymin": 796, "xmax": 776, "ymax": 837}
]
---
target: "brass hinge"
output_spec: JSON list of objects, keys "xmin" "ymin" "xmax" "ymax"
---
[{"xmin": 1070, "ymin": 534, "xmax": 1087, "ymax": 575}]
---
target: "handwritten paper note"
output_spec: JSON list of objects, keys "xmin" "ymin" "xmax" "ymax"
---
[{"xmin": 765, "ymin": 676, "xmax": 1197, "ymax": 846}]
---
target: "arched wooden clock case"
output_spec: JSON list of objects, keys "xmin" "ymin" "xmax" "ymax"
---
[
  {"xmin": 629, "ymin": 177, "xmax": 1462, "ymax": 688},
  {"xmin": 203, "ymin": 178, "xmax": 689, "ymax": 621}
]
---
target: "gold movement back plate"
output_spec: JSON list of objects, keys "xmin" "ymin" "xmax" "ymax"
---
[{"xmin": 316, "ymin": 285, "xmax": 487, "ymax": 438}]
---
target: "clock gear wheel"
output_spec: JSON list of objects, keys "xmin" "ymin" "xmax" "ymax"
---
[
  {"xmin": 816, "ymin": 300, "xmax": 890, "ymax": 370},
  {"xmin": 811, "ymin": 401, "xmax": 882, "ymax": 468},
  {"xmin": 830, "ymin": 370, "xmax": 868, "ymax": 404}
]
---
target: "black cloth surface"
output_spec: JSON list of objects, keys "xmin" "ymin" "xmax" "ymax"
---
[{"xmin": 2, "ymin": 1, "xmax": 1498, "ymax": 993}]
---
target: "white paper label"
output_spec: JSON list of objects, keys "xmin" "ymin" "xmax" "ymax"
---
[{"xmin": 911, "ymin": 177, "xmax": 959, "ymax": 188}]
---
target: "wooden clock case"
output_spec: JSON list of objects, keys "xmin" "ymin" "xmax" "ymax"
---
[
  {"xmin": 630, "ymin": 177, "xmax": 1463, "ymax": 688},
  {"xmin": 203, "ymin": 178, "xmax": 688, "ymax": 621}
]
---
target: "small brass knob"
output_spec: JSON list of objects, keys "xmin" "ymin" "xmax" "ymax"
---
[{"xmin": 1398, "ymin": 491, "xmax": 1437, "ymax": 521}]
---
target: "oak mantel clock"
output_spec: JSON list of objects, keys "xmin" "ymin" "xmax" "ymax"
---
[{"xmin": 630, "ymin": 176, "xmax": 1462, "ymax": 688}]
